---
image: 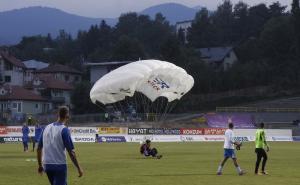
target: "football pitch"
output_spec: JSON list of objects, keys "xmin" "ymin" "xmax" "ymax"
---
[{"xmin": 0, "ymin": 142, "xmax": 300, "ymax": 185}]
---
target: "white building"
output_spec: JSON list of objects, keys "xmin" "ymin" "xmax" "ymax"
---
[
  {"xmin": 175, "ymin": 20, "xmax": 193, "ymax": 43},
  {"xmin": 197, "ymin": 47, "xmax": 238, "ymax": 71}
]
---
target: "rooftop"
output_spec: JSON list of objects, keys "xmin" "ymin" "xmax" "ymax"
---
[
  {"xmin": 25, "ymin": 74, "xmax": 74, "ymax": 90},
  {"xmin": 35, "ymin": 64, "xmax": 82, "ymax": 74},
  {"xmin": 0, "ymin": 51, "xmax": 26, "ymax": 68},
  {"xmin": 84, "ymin": 61, "xmax": 132, "ymax": 66},
  {"xmin": 197, "ymin": 47, "xmax": 233, "ymax": 63},
  {"xmin": 0, "ymin": 85, "xmax": 46, "ymax": 101},
  {"xmin": 23, "ymin": 60, "xmax": 49, "ymax": 70}
]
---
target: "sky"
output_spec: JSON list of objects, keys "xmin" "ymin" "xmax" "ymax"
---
[{"xmin": 0, "ymin": 0, "xmax": 292, "ymax": 18}]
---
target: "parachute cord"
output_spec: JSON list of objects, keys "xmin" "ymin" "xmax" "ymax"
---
[
  {"xmin": 165, "ymin": 101, "xmax": 179, "ymax": 122},
  {"xmin": 133, "ymin": 94, "xmax": 139, "ymax": 123},
  {"xmin": 139, "ymin": 93, "xmax": 147, "ymax": 121},
  {"xmin": 117, "ymin": 101, "xmax": 125, "ymax": 122},
  {"xmin": 95, "ymin": 103, "xmax": 107, "ymax": 115},
  {"xmin": 124, "ymin": 97, "xmax": 131, "ymax": 123},
  {"xmin": 157, "ymin": 97, "xmax": 165, "ymax": 122},
  {"xmin": 161, "ymin": 102, "xmax": 170, "ymax": 123}
]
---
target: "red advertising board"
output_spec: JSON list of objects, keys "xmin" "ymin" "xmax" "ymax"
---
[
  {"xmin": 180, "ymin": 128, "xmax": 204, "ymax": 135},
  {"xmin": 203, "ymin": 128, "xmax": 226, "ymax": 135},
  {"xmin": 0, "ymin": 126, "xmax": 7, "ymax": 135}
]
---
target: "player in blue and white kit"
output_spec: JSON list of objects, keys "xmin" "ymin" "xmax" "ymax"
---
[
  {"xmin": 37, "ymin": 106, "xmax": 83, "ymax": 185},
  {"xmin": 217, "ymin": 123, "xmax": 245, "ymax": 175},
  {"xmin": 22, "ymin": 123, "xmax": 30, "ymax": 152}
]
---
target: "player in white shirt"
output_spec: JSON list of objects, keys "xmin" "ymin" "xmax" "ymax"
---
[
  {"xmin": 37, "ymin": 106, "xmax": 83, "ymax": 185},
  {"xmin": 217, "ymin": 123, "xmax": 245, "ymax": 175}
]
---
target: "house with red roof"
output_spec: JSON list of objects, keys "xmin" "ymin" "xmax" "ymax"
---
[
  {"xmin": 25, "ymin": 74, "xmax": 74, "ymax": 108},
  {"xmin": 0, "ymin": 85, "xmax": 51, "ymax": 123},
  {"xmin": 35, "ymin": 64, "xmax": 82, "ymax": 84},
  {"xmin": 0, "ymin": 51, "xmax": 26, "ymax": 86}
]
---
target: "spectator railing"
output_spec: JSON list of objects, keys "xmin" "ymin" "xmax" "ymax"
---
[{"xmin": 216, "ymin": 107, "xmax": 300, "ymax": 113}]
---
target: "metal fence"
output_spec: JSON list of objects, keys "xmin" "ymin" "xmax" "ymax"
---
[{"xmin": 0, "ymin": 112, "xmax": 183, "ymax": 126}]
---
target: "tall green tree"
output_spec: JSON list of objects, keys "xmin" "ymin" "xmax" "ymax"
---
[
  {"xmin": 292, "ymin": 0, "xmax": 300, "ymax": 55},
  {"xmin": 212, "ymin": 0, "xmax": 234, "ymax": 44},
  {"xmin": 188, "ymin": 8, "xmax": 216, "ymax": 47},
  {"xmin": 232, "ymin": 2, "xmax": 249, "ymax": 41},
  {"xmin": 112, "ymin": 35, "xmax": 145, "ymax": 61}
]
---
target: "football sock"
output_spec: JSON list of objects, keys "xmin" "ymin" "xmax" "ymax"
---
[
  {"xmin": 217, "ymin": 166, "xmax": 223, "ymax": 173},
  {"xmin": 236, "ymin": 166, "xmax": 242, "ymax": 173}
]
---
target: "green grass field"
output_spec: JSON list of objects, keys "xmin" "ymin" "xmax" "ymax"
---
[{"xmin": 0, "ymin": 142, "xmax": 300, "ymax": 185}]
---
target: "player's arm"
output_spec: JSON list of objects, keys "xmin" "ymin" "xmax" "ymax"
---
[
  {"xmin": 37, "ymin": 130, "xmax": 44, "ymax": 175},
  {"xmin": 262, "ymin": 131, "xmax": 269, "ymax": 151},
  {"xmin": 67, "ymin": 149, "xmax": 83, "ymax": 177},
  {"xmin": 230, "ymin": 133, "xmax": 240, "ymax": 146},
  {"xmin": 62, "ymin": 128, "xmax": 83, "ymax": 177}
]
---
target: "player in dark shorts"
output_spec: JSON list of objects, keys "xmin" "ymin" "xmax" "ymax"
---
[
  {"xmin": 22, "ymin": 123, "xmax": 30, "ymax": 152},
  {"xmin": 255, "ymin": 122, "xmax": 269, "ymax": 175},
  {"xmin": 32, "ymin": 123, "xmax": 43, "ymax": 152},
  {"xmin": 140, "ymin": 140, "xmax": 162, "ymax": 159}
]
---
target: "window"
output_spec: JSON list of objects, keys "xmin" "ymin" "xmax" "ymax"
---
[
  {"xmin": 4, "ymin": 63, "xmax": 13, "ymax": 70},
  {"xmin": 4, "ymin": 76, "xmax": 11, "ymax": 82},
  {"xmin": 35, "ymin": 103, "xmax": 39, "ymax": 109},
  {"xmin": 65, "ymin": 75, "xmax": 70, "ymax": 81},
  {"xmin": 12, "ymin": 103, "xmax": 17, "ymax": 109},
  {"xmin": 17, "ymin": 102, "xmax": 22, "ymax": 113},
  {"xmin": 53, "ymin": 90, "xmax": 63, "ymax": 97}
]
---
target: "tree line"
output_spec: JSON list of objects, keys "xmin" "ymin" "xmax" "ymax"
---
[{"xmin": 5, "ymin": 0, "xmax": 300, "ymax": 113}]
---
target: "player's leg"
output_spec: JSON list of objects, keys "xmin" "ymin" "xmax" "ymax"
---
[
  {"xmin": 24, "ymin": 141, "xmax": 28, "ymax": 152},
  {"xmin": 45, "ymin": 170, "xmax": 55, "ymax": 185},
  {"xmin": 150, "ymin": 148, "xmax": 158, "ymax": 157},
  {"xmin": 255, "ymin": 148, "xmax": 263, "ymax": 174},
  {"xmin": 232, "ymin": 158, "xmax": 243, "ymax": 175},
  {"xmin": 217, "ymin": 156, "xmax": 229, "ymax": 175},
  {"xmin": 231, "ymin": 150, "xmax": 244, "ymax": 175},
  {"xmin": 32, "ymin": 139, "xmax": 36, "ymax": 152},
  {"xmin": 53, "ymin": 169, "xmax": 67, "ymax": 185},
  {"xmin": 152, "ymin": 148, "xmax": 163, "ymax": 159},
  {"xmin": 22, "ymin": 141, "xmax": 26, "ymax": 152},
  {"xmin": 261, "ymin": 149, "xmax": 268, "ymax": 174}
]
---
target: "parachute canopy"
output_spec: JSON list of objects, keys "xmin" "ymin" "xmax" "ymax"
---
[{"xmin": 90, "ymin": 59, "xmax": 194, "ymax": 105}]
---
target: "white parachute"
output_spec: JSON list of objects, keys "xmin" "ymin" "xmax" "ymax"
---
[{"xmin": 90, "ymin": 59, "xmax": 194, "ymax": 121}]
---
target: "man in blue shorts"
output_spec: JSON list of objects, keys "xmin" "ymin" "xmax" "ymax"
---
[
  {"xmin": 217, "ymin": 123, "xmax": 245, "ymax": 175},
  {"xmin": 32, "ymin": 123, "xmax": 43, "ymax": 152},
  {"xmin": 22, "ymin": 123, "xmax": 30, "ymax": 152},
  {"xmin": 37, "ymin": 106, "xmax": 83, "ymax": 185}
]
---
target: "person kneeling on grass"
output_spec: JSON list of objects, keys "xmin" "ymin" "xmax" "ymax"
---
[{"xmin": 140, "ymin": 140, "xmax": 162, "ymax": 159}]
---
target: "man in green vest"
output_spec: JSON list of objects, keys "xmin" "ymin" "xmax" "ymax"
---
[{"xmin": 255, "ymin": 122, "xmax": 269, "ymax": 175}]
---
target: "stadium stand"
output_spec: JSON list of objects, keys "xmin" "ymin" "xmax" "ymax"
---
[{"xmin": 205, "ymin": 113, "xmax": 255, "ymax": 128}]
